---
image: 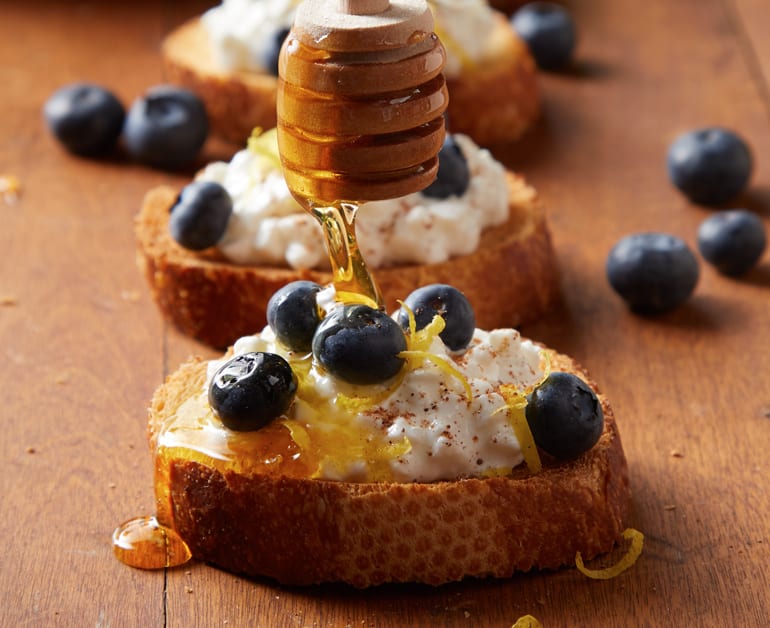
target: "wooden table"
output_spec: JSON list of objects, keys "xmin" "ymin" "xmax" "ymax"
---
[{"xmin": 2, "ymin": 0, "xmax": 768, "ymax": 625}]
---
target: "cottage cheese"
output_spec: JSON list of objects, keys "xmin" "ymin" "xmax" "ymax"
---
[
  {"xmin": 202, "ymin": 0, "xmax": 496, "ymax": 79},
  {"xmin": 197, "ymin": 133, "xmax": 509, "ymax": 269},
  {"xmin": 201, "ymin": 321, "xmax": 544, "ymax": 483},
  {"xmin": 201, "ymin": 0, "xmax": 297, "ymax": 72}
]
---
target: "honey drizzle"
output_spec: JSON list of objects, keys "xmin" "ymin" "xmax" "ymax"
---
[{"xmin": 305, "ymin": 200, "xmax": 382, "ymax": 308}]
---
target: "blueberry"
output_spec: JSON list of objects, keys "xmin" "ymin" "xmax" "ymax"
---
[
  {"xmin": 667, "ymin": 128, "xmax": 753, "ymax": 206},
  {"xmin": 697, "ymin": 209, "xmax": 766, "ymax": 276},
  {"xmin": 395, "ymin": 284, "xmax": 475, "ymax": 352},
  {"xmin": 312, "ymin": 304, "xmax": 407, "ymax": 385},
  {"xmin": 209, "ymin": 352, "xmax": 297, "ymax": 431},
  {"xmin": 43, "ymin": 83, "xmax": 125, "ymax": 156},
  {"xmin": 169, "ymin": 181, "xmax": 232, "ymax": 250},
  {"xmin": 606, "ymin": 233, "xmax": 700, "ymax": 315},
  {"xmin": 525, "ymin": 372, "xmax": 604, "ymax": 460},
  {"xmin": 511, "ymin": 2, "xmax": 576, "ymax": 70},
  {"xmin": 124, "ymin": 85, "xmax": 208, "ymax": 170},
  {"xmin": 260, "ymin": 26, "xmax": 290, "ymax": 77},
  {"xmin": 267, "ymin": 281, "xmax": 323, "ymax": 352},
  {"xmin": 422, "ymin": 135, "xmax": 470, "ymax": 199}
]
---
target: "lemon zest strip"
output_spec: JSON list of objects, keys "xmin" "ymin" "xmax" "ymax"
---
[
  {"xmin": 576, "ymin": 528, "xmax": 645, "ymax": 580},
  {"xmin": 494, "ymin": 349, "xmax": 553, "ymax": 474},
  {"xmin": 511, "ymin": 615, "xmax": 542, "ymax": 628},
  {"xmin": 498, "ymin": 385, "xmax": 542, "ymax": 474}
]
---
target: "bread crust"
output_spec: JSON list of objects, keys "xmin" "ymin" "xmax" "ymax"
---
[
  {"xmin": 149, "ymin": 352, "xmax": 630, "ymax": 588},
  {"xmin": 135, "ymin": 173, "xmax": 560, "ymax": 348},
  {"xmin": 161, "ymin": 15, "xmax": 539, "ymax": 146}
]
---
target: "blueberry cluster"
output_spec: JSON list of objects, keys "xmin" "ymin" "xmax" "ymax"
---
[
  {"xmin": 43, "ymin": 82, "xmax": 208, "ymax": 170},
  {"xmin": 208, "ymin": 282, "xmax": 476, "ymax": 431},
  {"xmin": 607, "ymin": 127, "xmax": 766, "ymax": 314},
  {"xmin": 211, "ymin": 280, "xmax": 602, "ymax": 465}
]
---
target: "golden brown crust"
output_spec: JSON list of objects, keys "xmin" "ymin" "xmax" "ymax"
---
[
  {"xmin": 149, "ymin": 352, "xmax": 630, "ymax": 588},
  {"xmin": 444, "ymin": 14, "xmax": 540, "ymax": 145},
  {"xmin": 162, "ymin": 18, "xmax": 278, "ymax": 145},
  {"xmin": 135, "ymin": 173, "xmax": 560, "ymax": 349},
  {"xmin": 161, "ymin": 15, "xmax": 539, "ymax": 146}
]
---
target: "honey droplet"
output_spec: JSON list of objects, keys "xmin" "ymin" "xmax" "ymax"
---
[{"xmin": 112, "ymin": 515, "xmax": 192, "ymax": 570}]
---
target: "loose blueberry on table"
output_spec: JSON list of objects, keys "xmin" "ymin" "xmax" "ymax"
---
[
  {"xmin": 697, "ymin": 209, "xmax": 766, "ymax": 276},
  {"xmin": 526, "ymin": 372, "xmax": 604, "ymax": 460},
  {"xmin": 124, "ymin": 85, "xmax": 209, "ymax": 170},
  {"xmin": 395, "ymin": 283, "xmax": 475, "ymax": 352},
  {"xmin": 667, "ymin": 127, "xmax": 753, "ymax": 206},
  {"xmin": 43, "ymin": 83, "xmax": 125, "ymax": 156},
  {"xmin": 209, "ymin": 352, "xmax": 297, "ymax": 431},
  {"xmin": 169, "ymin": 181, "xmax": 233, "ymax": 250},
  {"xmin": 267, "ymin": 281, "xmax": 324, "ymax": 353},
  {"xmin": 606, "ymin": 232, "xmax": 700, "ymax": 315},
  {"xmin": 511, "ymin": 1, "xmax": 576, "ymax": 70}
]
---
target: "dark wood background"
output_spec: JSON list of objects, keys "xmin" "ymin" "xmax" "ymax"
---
[{"xmin": 1, "ymin": 0, "xmax": 768, "ymax": 625}]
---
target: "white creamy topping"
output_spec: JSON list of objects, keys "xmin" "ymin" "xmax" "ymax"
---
[
  {"xmin": 207, "ymin": 324, "xmax": 544, "ymax": 483},
  {"xmin": 201, "ymin": 0, "xmax": 496, "ymax": 78},
  {"xmin": 430, "ymin": 0, "xmax": 497, "ymax": 78},
  {"xmin": 201, "ymin": 0, "xmax": 297, "ymax": 72},
  {"xmin": 198, "ymin": 133, "xmax": 508, "ymax": 268}
]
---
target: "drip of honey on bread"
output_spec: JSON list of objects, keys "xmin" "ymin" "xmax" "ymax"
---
[{"xmin": 276, "ymin": 0, "xmax": 447, "ymax": 308}]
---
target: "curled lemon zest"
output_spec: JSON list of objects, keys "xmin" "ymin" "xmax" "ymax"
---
[
  {"xmin": 576, "ymin": 528, "xmax": 645, "ymax": 580},
  {"xmin": 399, "ymin": 301, "xmax": 446, "ymax": 353},
  {"xmin": 246, "ymin": 127, "xmax": 282, "ymax": 170},
  {"xmin": 498, "ymin": 387, "xmax": 541, "ymax": 474},
  {"xmin": 427, "ymin": 2, "xmax": 476, "ymax": 71},
  {"xmin": 495, "ymin": 350, "xmax": 552, "ymax": 474},
  {"xmin": 395, "ymin": 303, "xmax": 473, "ymax": 404},
  {"xmin": 511, "ymin": 616, "xmax": 542, "ymax": 628}
]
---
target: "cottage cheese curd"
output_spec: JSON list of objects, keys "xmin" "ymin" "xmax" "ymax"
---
[
  {"xmin": 198, "ymin": 321, "xmax": 544, "ymax": 483},
  {"xmin": 201, "ymin": 0, "xmax": 496, "ymax": 79},
  {"xmin": 197, "ymin": 133, "xmax": 509, "ymax": 269},
  {"xmin": 201, "ymin": 0, "xmax": 297, "ymax": 72}
]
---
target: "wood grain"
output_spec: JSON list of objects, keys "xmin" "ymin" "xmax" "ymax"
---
[{"xmin": 0, "ymin": 0, "xmax": 767, "ymax": 626}]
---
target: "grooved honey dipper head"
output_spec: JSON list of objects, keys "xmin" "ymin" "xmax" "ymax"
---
[{"xmin": 277, "ymin": 0, "xmax": 447, "ymax": 204}]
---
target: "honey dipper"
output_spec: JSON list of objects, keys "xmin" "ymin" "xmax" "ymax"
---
[{"xmin": 276, "ymin": 0, "xmax": 448, "ymax": 204}]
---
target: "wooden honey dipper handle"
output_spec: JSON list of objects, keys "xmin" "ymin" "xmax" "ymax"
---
[
  {"xmin": 278, "ymin": 0, "xmax": 447, "ymax": 202},
  {"xmin": 339, "ymin": 0, "xmax": 389, "ymax": 15},
  {"xmin": 292, "ymin": 0, "xmax": 433, "ymax": 53}
]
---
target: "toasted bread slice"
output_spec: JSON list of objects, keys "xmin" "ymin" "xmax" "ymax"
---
[
  {"xmin": 149, "ymin": 350, "xmax": 629, "ymax": 588},
  {"xmin": 161, "ymin": 14, "xmax": 538, "ymax": 146},
  {"xmin": 135, "ymin": 172, "xmax": 560, "ymax": 349}
]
